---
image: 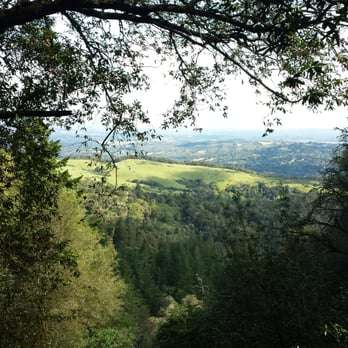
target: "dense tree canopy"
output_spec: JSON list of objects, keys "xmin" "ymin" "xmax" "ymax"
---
[
  {"xmin": 0, "ymin": 119, "xmax": 74, "ymax": 347},
  {"xmin": 311, "ymin": 127, "xmax": 348, "ymax": 254}
]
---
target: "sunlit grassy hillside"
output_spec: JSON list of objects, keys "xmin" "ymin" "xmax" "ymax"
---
[{"xmin": 66, "ymin": 159, "xmax": 314, "ymax": 191}]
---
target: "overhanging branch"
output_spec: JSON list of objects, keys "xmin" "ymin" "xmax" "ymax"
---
[{"xmin": 0, "ymin": 110, "xmax": 73, "ymax": 119}]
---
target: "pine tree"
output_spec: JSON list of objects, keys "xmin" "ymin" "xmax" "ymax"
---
[{"xmin": 0, "ymin": 119, "xmax": 73, "ymax": 347}]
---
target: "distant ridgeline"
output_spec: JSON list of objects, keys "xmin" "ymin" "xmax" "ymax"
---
[{"xmin": 55, "ymin": 128, "xmax": 337, "ymax": 178}]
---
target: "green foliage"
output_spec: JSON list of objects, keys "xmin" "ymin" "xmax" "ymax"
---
[
  {"xmin": 81, "ymin": 179, "xmax": 310, "ymax": 317},
  {"xmin": 156, "ymin": 299, "xmax": 204, "ymax": 348},
  {"xmin": 0, "ymin": 120, "xmax": 147, "ymax": 347},
  {"xmin": 209, "ymin": 246, "xmax": 347, "ymax": 347},
  {"xmin": 51, "ymin": 190, "xmax": 153, "ymax": 348},
  {"xmin": 0, "ymin": 119, "xmax": 74, "ymax": 347},
  {"xmin": 157, "ymin": 238, "xmax": 348, "ymax": 348},
  {"xmin": 48, "ymin": 190, "xmax": 128, "ymax": 347},
  {"xmin": 87, "ymin": 328, "xmax": 135, "ymax": 348},
  {"xmin": 313, "ymin": 127, "xmax": 348, "ymax": 254}
]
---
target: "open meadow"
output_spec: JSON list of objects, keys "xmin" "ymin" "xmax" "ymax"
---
[{"xmin": 66, "ymin": 158, "xmax": 314, "ymax": 191}]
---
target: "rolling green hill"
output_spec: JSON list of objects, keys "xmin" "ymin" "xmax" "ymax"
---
[{"xmin": 66, "ymin": 159, "xmax": 314, "ymax": 191}]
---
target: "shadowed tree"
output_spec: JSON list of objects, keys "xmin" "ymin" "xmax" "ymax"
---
[
  {"xmin": 311, "ymin": 127, "xmax": 348, "ymax": 255},
  {"xmin": 0, "ymin": 118, "xmax": 75, "ymax": 347}
]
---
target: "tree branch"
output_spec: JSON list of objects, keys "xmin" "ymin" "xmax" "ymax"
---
[
  {"xmin": 0, "ymin": 0, "xmax": 336, "ymax": 35},
  {"xmin": 0, "ymin": 110, "xmax": 72, "ymax": 119}
]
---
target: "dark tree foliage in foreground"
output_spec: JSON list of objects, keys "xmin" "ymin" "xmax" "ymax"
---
[
  {"xmin": 156, "ymin": 234, "xmax": 348, "ymax": 347},
  {"xmin": 157, "ymin": 243, "xmax": 348, "ymax": 347},
  {"xmin": 0, "ymin": 120, "xmax": 145, "ymax": 348},
  {"xmin": 0, "ymin": 1, "xmax": 348, "ymax": 140},
  {"xmin": 312, "ymin": 128, "xmax": 348, "ymax": 255},
  {"xmin": 0, "ymin": 119, "xmax": 75, "ymax": 347}
]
